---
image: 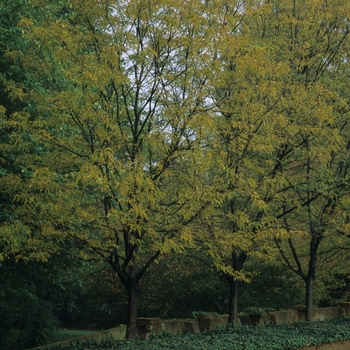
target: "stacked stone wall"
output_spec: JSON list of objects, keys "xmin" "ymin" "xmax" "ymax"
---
[{"xmin": 52, "ymin": 303, "xmax": 350, "ymax": 346}]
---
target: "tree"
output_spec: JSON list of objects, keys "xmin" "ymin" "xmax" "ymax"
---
[
  {"xmin": 0, "ymin": 4, "xmax": 72, "ymax": 348},
  {"xmin": 2, "ymin": 0, "xmax": 218, "ymax": 338},
  {"xmin": 238, "ymin": 256, "xmax": 304, "ymax": 311},
  {"xmin": 197, "ymin": 0, "xmax": 350, "ymax": 322},
  {"xmin": 196, "ymin": 1, "xmax": 291, "ymax": 323},
  {"xmin": 138, "ymin": 254, "xmax": 228, "ymax": 318},
  {"xmin": 0, "ymin": 253, "xmax": 89, "ymax": 350},
  {"xmin": 0, "ymin": 0, "xmax": 30, "ymax": 246},
  {"xmin": 248, "ymin": 0, "xmax": 350, "ymax": 321}
]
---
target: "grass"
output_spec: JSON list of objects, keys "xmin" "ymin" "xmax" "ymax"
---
[{"xmin": 48, "ymin": 329, "xmax": 97, "ymax": 344}]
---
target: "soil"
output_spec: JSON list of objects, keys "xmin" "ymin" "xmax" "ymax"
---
[{"xmin": 299, "ymin": 340, "xmax": 350, "ymax": 350}]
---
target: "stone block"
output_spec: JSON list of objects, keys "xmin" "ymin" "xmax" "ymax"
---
[
  {"xmin": 161, "ymin": 320, "xmax": 184, "ymax": 335},
  {"xmin": 313, "ymin": 307, "xmax": 345, "ymax": 321},
  {"xmin": 183, "ymin": 319, "xmax": 200, "ymax": 333},
  {"xmin": 136, "ymin": 317, "xmax": 161, "ymax": 339},
  {"xmin": 293, "ymin": 306, "xmax": 307, "ymax": 321},
  {"xmin": 238, "ymin": 314, "xmax": 250, "ymax": 325},
  {"xmin": 269, "ymin": 310, "xmax": 298, "ymax": 324},
  {"xmin": 238, "ymin": 313, "xmax": 270, "ymax": 326},
  {"xmin": 196, "ymin": 313, "xmax": 229, "ymax": 331},
  {"xmin": 338, "ymin": 302, "xmax": 350, "ymax": 316}
]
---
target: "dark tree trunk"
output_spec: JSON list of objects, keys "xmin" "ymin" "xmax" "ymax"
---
[
  {"xmin": 110, "ymin": 249, "xmax": 160, "ymax": 339},
  {"xmin": 304, "ymin": 234, "xmax": 319, "ymax": 321},
  {"xmin": 226, "ymin": 251, "xmax": 247, "ymax": 323},
  {"xmin": 110, "ymin": 257, "xmax": 141, "ymax": 339},
  {"xmin": 126, "ymin": 278, "xmax": 140, "ymax": 339},
  {"xmin": 305, "ymin": 274, "xmax": 313, "ymax": 321},
  {"xmin": 228, "ymin": 276, "xmax": 239, "ymax": 323},
  {"xmin": 275, "ymin": 218, "xmax": 323, "ymax": 322}
]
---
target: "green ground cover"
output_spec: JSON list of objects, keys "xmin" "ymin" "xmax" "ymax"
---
[{"xmin": 35, "ymin": 317, "xmax": 350, "ymax": 350}]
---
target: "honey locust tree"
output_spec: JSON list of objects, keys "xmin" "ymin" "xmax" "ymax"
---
[
  {"xmin": 196, "ymin": 1, "xmax": 291, "ymax": 323},
  {"xmin": 247, "ymin": 0, "xmax": 350, "ymax": 321},
  {"xmin": 198, "ymin": 0, "xmax": 350, "ymax": 322},
  {"xmin": 2, "ymin": 0, "xmax": 217, "ymax": 338}
]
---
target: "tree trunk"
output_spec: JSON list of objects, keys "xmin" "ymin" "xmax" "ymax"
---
[
  {"xmin": 275, "ymin": 225, "xmax": 322, "ymax": 322},
  {"xmin": 304, "ymin": 234, "xmax": 320, "ymax": 321},
  {"xmin": 125, "ymin": 278, "xmax": 140, "ymax": 339},
  {"xmin": 305, "ymin": 274, "xmax": 313, "ymax": 321},
  {"xmin": 226, "ymin": 251, "xmax": 247, "ymax": 323},
  {"xmin": 228, "ymin": 276, "xmax": 239, "ymax": 323},
  {"xmin": 110, "ymin": 249, "xmax": 160, "ymax": 339}
]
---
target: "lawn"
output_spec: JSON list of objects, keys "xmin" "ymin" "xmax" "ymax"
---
[{"xmin": 48, "ymin": 329, "xmax": 97, "ymax": 344}]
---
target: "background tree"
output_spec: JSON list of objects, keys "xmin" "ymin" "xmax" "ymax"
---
[
  {"xmin": 0, "ymin": 0, "xmax": 28, "ymax": 256},
  {"xmin": 0, "ymin": 253, "xmax": 88, "ymax": 350},
  {"xmin": 0, "ymin": 1, "xmax": 85, "ymax": 349}
]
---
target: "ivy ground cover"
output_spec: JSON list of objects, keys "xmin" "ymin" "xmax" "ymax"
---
[{"xmin": 36, "ymin": 317, "xmax": 350, "ymax": 350}]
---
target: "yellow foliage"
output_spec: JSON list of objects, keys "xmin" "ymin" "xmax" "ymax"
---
[{"xmin": 1, "ymin": 0, "xmax": 350, "ymax": 294}]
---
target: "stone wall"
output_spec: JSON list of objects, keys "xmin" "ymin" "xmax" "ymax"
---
[
  {"xmin": 52, "ymin": 303, "xmax": 350, "ymax": 346},
  {"xmin": 134, "ymin": 304, "xmax": 350, "ymax": 338}
]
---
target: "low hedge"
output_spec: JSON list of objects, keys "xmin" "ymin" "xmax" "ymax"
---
[{"xmin": 35, "ymin": 317, "xmax": 350, "ymax": 350}]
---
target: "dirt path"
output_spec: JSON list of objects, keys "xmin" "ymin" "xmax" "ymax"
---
[{"xmin": 299, "ymin": 340, "xmax": 350, "ymax": 350}]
